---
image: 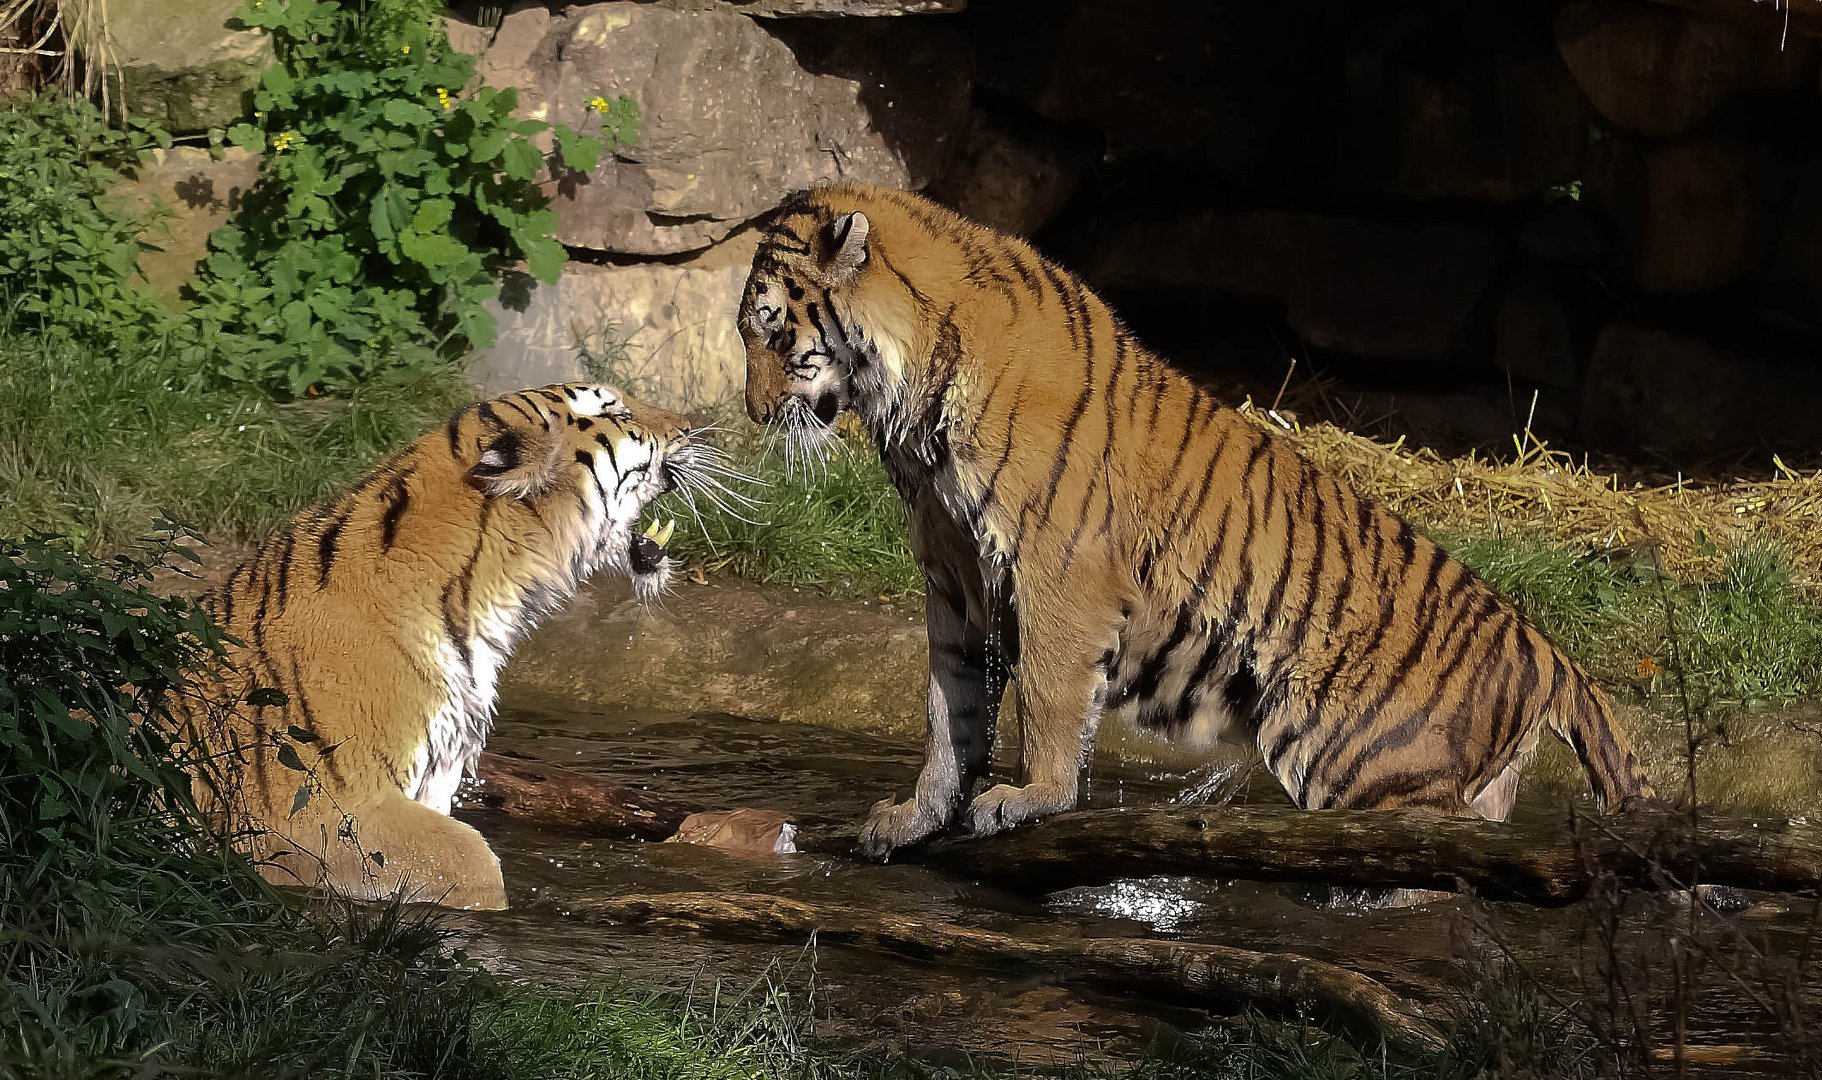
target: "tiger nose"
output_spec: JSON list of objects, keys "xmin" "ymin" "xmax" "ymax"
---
[{"xmin": 744, "ymin": 384, "xmax": 775, "ymax": 425}]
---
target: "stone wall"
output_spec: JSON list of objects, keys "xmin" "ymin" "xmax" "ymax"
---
[{"xmin": 120, "ymin": 0, "xmax": 1822, "ymax": 461}]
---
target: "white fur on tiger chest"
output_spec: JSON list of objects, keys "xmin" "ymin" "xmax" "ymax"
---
[{"xmin": 407, "ymin": 597, "xmax": 523, "ymax": 815}]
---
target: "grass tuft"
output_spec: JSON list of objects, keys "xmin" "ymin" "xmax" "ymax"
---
[
  {"xmin": 0, "ymin": 329, "xmax": 471, "ymax": 552},
  {"xmin": 661, "ymin": 415, "xmax": 923, "ymax": 599}
]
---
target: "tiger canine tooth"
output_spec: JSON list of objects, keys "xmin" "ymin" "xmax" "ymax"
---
[
  {"xmin": 641, "ymin": 519, "xmax": 661, "ymax": 540},
  {"xmin": 654, "ymin": 519, "xmax": 675, "ymax": 547}
]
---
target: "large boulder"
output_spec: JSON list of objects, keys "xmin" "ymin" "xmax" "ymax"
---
[
  {"xmin": 1494, "ymin": 271, "xmax": 1579, "ymax": 388},
  {"xmin": 1089, "ymin": 211, "xmax": 1497, "ymax": 363},
  {"xmin": 1556, "ymin": 0, "xmax": 1816, "ymax": 137},
  {"xmin": 470, "ymin": 230, "xmax": 760, "ymax": 414},
  {"xmin": 1580, "ymin": 323, "xmax": 1822, "ymax": 457},
  {"xmin": 1335, "ymin": 6, "xmax": 1591, "ymax": 203},
  {"xmin": 1763, "ymin": 156, "xmax": 1822, "ymax": 336},
  {"xmin": 1586, "ymin": 136, "xmax": 1757, "ymax": 294},
  {"xmin": 923, "ymin": 111, "xmax": 1081, "ymax": 236},
  {"xmin": 467, "ymin": 3, "xmax": 970, "ymax": 257},
  {"xmin": 1031, "ymin": 0, "xmax": 1350, "ymax": 186},
  {"xmin": 107, "ymin": 147, "xmax": 260, "ymax": 302},
  {"xmin": 112, "ymin": 0, "xmax": 268, "ymax": 135},
  {"xmin": 716, "ymin": 0, "xmax": 964, "ymax": 14}
]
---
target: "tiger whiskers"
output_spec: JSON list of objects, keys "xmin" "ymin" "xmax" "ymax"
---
[
  {"xmin": 767, "ymin": 398, "xmax": 838, "ymax": 482},
  {"xmin": 669, "ymin": 440, "xmax": 769, "ymax": 527}
]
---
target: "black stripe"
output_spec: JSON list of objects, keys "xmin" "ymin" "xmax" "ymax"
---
[
  {"xmin": 380, "ymin": 470, "xmax": 413, "ymax": 552},
  {"xmin": 1034, "ymin": 323, "xmax": 1099, "ymax": 523},
  {"xmin": 1038, "ymin": 261, "xmax": 1082, "ymax": 347},
  {"xmin": 1260, "ymin": 464, "xmax": 1311, "ymax": 624},
  {"xmin": 1120, "ymin": 603, "xmax": 1198, "ymax": 705},
  {"xmin": 317, "ymin": 511, "xmax": 349, "ymax": 588}
]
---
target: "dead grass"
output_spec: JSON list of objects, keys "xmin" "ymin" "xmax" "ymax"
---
[{"xmin": 1235, "ymin": 398, "xmax": 1820, "ymax": 593}]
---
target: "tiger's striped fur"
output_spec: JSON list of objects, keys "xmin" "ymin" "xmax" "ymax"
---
[
  {"xmin": 737, "ymin": 183, "xmax": 1654, "ymax": 860},
  {"xmin": 175, "ymin": 384, "xmax": 707, "ymax": 908}
]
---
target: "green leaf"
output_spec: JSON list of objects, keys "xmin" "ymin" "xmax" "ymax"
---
[
  {"xmin": 276, "ymin": 742, "xmax": 306, "ymax": 773},
  {"xmin": 382, "ymin": 98, "xmax": 435, "ymax": 127},
  {"xmin": 290, "ymin": 782, "xmax": 312, "ymax": 816},
  {"xmin": 523, "ymin": 236, "xmax": 566, "ymax": 284},
  {"xmin": 501, "ymin": 139, "xmax": 543, "ymax": 181},
  {"xmin": 286, "ymin": 725, "xmax": 320, "ymax": 743},
  {"xmin": 554, "ymin": 127, "xmax": 603, "ymax": 172},
  {"xmin": 262, "ymin": 65, "xmax": 295, "ymax": 97}
]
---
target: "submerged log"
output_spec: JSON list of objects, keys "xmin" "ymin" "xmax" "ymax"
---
[
  {"xmin": 917, "ymin": 804, "xmax": 1822, "ymax": 904},
  {"xmin": 463, "ymin": 751, "xmax": 696, "ymax": 839},
  {"xmin": 562, "ymin": 890, "xmax": 1445, "ymax": 1053},
  {"xmin": 461, "ymin": 754, "xmax": 1822, "ymax": 902}
]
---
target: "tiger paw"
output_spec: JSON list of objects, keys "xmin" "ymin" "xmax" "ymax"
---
[
  {"xmin": 963, "ymin": 782, "xmax": 1070, "ymax": 838},
  {"xmin": 857, "ymin": 796, "xmax": 938, "ymax": 862}
]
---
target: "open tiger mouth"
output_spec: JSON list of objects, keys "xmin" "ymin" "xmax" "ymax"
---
[{"xmin": 630, "ymin": 517, "xmax": 674, "ymax": 575}]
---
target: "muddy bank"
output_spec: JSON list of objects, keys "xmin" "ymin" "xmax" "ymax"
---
[
  {"xmin": 504, "ymin": 574, "xmax": 1822, "ymax": 816},
  {"xmin": 503, "ymin": 576, "xmax": 931, "ymax": 737}
]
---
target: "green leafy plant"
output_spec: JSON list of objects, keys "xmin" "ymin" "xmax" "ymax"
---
[
  {"xmin": 0, "ymin": 96, "xmax": 174, "ymax": 345},
  {"xmin": 188, "ymin": 0, "xmax": 639, "ymax": 399}
]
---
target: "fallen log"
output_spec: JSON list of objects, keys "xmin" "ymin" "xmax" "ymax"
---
[
  {"xmin": 462, "ymin": 751, "xmax": 696, "ymax": 840},
  {"xmin": 560, "ymin": 890, "xmax": 1445, "ymax": 1053},
  {"xmin": 459, "ymin": 754, "xmax": 1822, "ymax": 903},
  {"xmin": 915, "ymin": 804, "xmax": 1822, "ymax": 904}
]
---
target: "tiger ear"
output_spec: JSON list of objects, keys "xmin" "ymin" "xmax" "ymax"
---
[
  {"xmin": 467, "ymin": 422, "xmax": 563, "ymax": 499},
  {"xmin": 822, "ymin": 211, "xmax": 869, "ymax": 281}
]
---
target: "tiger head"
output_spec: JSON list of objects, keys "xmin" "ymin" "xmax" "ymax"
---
[
  {"xmin": 454, "ymin": 383, "xmax": 722, "ymax": 599},
  {"xmin": 738, "ymin": 185, "xmax": 936, "ymax": 449}
]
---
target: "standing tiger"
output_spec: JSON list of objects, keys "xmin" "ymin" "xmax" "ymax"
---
[
  {"xmin": 175, "ymin": 384, "xmax": 724, "ymax": 909},
  {"xmin": 738, "ymin": 183, "xmax": 1654, "ymax": 861}
]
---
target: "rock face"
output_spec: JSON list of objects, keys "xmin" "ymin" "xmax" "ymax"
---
[
  {"xmin": 1090, "ymin": 212, "xmax": 1497, "ymax": 363},
  {"xmin": 1494, "ymin": 272, "xmax": 1579, "ymax": 388},
  {"xmin": 1031, "ymin": 0, "xmax": 1350, "ymax": 186},
  {"xmin": 1556, "ymin": 0, "xmax": 1816, "ymax": 137},
  {"xmin": 1587, "ymin": 136, "xmax": 1759, "ymax": 294},
  {"xmin": 1335, "ymin": 6, "xmax": 1593, "ymax": 204},
  {"xmin": 1764, "ymin": 156, "xmax": 1822, "ymax": 336},
  {"xmin": 108, "ymin": 147, "xmax": 260, "ymax": 302},
  {"xmin": 471, "ymin": 230, "xmax": 758, "ymax": 413},
  {"xmin": 716, "ymin": 0, "xmax": 965, "ymax": 14},
  {"xmin": 923, "ymin": 111, "xmax": 1080, "ymax": 236},
  {"xmin": 501, "ymin": 576, "xmax": 928, "ymax": 737},
  {"xmin": 1580, "ymin": 324, "xmax": 1822, "ymax": 456},
  {"xmin": 111, "ymin": 0, "xmax": 269, "ymax": 135},
  {"xmin": 472, "ymin": 3, "xmax": 971, "ymax": 256}
]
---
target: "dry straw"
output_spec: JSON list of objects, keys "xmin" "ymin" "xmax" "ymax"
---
[{"xmin": 1238, "ymin": 398, "xmax": 1821, "ymax": 592}]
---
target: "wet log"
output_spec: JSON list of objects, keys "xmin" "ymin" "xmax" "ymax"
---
[
  {"xmin": 462, "ymin": 751, "xmax": 695, "ymax": 839},
  {"xmin": 916, "ymin": 804, "xmax": 1822, "ymax": 904},
  {"xmin": 561, "ymin": 890, "xmax": 1445, "ymax": 1053}
]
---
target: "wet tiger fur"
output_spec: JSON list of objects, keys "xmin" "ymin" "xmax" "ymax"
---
[
  {"xmin": 174, "ymin": 384, "xmax": 719, "ymax": 908},
  {"xmin": 737, "ymin": 183, "xmax": 1655, "ymax": 860}
]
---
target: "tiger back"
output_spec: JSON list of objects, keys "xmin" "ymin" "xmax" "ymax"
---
[{"xmin": 737, "ymin": 183, "xmax": 1654, "ymax": 859}]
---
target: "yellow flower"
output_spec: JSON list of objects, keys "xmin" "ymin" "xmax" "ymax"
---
[
  {"xmin": 587, "ymin": 95, "xmax": 611, "ymax": 116},
  {"xmin": 271, "ymin": 130, "xmax": 300, "ymax": 153},
  {"xmin": 436, "ymin": 86, "xmax": 452, "ymax": 110},
  {"xmin": 400, "ymin": 43, "xmax": 411, "ymax": 55}
]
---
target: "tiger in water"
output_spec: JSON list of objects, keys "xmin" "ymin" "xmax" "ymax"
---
[
  {"xmin": 737, "ymin": 183, "xmax": 1653, "ymax": 860},
  {"xmin": 175, "ymin": 384, "xmax": 734, "ymax": 908}
]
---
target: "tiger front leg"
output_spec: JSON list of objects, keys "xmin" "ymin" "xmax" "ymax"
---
[
  {"xmin": 859, "ymin": 589, "xmax": 999, "ymax": 861},
  {"xmin": 962, "ymin": 615, "xmax": 1108, "ymax": 838}
]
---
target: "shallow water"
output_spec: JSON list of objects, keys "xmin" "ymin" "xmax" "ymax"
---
[{"xmin": 448, "ymin": 703, "xmax": 1820, "ymax": 1071}]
